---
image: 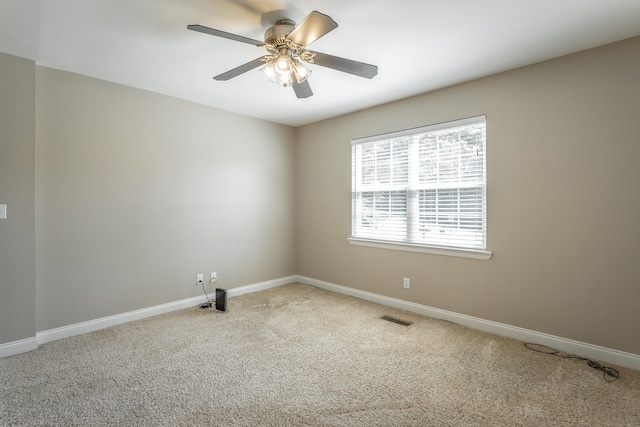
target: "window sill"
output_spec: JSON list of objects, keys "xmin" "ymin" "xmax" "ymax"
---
[{"xmin": 347, "ymin": 238, "xmax": 492, "ymax": 260}]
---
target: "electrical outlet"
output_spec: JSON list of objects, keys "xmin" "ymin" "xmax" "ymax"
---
[
  {"xmin": 403, "ymin": 277, "xmax": 410, "ymax": 289},
  {"xmin": 210, "ymin": 272, "xmax": 217, "ymax": 282},
  {"xmin": 197, "ymin": 274, "xmax": 204, "ymax": 284}
]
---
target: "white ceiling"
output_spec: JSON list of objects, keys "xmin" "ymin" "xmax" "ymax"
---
[{"xmin": 2, "ymin": 0, "xmax": 640, "ymax": 127}]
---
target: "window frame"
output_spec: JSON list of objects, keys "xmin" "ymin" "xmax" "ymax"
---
[{"xmin": 349, "ymin": 115, "xmax": 492, "ymax": 260}]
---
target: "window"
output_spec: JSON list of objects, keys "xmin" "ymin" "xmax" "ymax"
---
[{"xmin": 350, "ymin": 116, "xmax": 490, "ymax": 259}]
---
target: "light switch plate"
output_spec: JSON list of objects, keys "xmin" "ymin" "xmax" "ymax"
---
[{"xmin": 0, "ymin": 204, "xmax": 6, "ymax": 219}]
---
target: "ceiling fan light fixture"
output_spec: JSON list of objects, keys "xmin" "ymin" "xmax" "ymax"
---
[
  {"xmin": 261, "ymin": 57, "xmax": 293, "ymax": 87},
  {"xmin": 189, "ymin": 10, "xmax": 378, "ymax": 98},
  {"xmin": 260, "ymin": 50, "xmax": 311, "ymax": 87},
  {"xmin": 261, "ymin": 62, "xmax": 277, "ymax": 82},
  {"xmin": 275, "ymin": 53, "xmax": 290, "ymax": 71},
  {"xmin": 275, "ymin": 70, "xmax": 293, "ymax": 87},
  {"xmin": 273, "ymin": 57, "xmax": 293, "ymax": 86},
  {"xmin": 293, "ymin": 59, "xmax": 312, "ymax": 84}
]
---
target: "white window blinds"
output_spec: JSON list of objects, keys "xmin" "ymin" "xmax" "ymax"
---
[{"xmin": 351, "ymin": 116, "xmax": 487, "ymax": 251}]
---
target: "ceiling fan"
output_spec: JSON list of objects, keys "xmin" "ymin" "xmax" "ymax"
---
[{"xmin": 187, "ymin": 11, "xmax": 378, "ymax": 98}]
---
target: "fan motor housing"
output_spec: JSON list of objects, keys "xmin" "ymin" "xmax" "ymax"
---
[{"xmin": 264, "ymin": 19, "xmax": 296, "ymax": 44}]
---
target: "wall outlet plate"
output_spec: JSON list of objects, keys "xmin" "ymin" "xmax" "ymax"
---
[
  {"xmin": 0, "ymin": 204, "xmax": 6, "ymax": 219},
  {"xmin": 197, "ymin": 274, "xmax": 204, "ymax": 283},
  {"xmin": 403, "ymin": 278, "xmax": 410, "ymax": 289}
]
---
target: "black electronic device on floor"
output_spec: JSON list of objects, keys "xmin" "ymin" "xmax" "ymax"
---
[{"xmin": 215, "ymin": 288, "xmax": 227, "ymax": 312}]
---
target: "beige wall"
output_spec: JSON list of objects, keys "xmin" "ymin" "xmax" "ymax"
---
[
  {"xmin": 0, "ymin": 53, "xmax": 36, "ymax": 343},
  {"xmin": 2, "ymin": 37, "xmax": 639, "ymax": 357},
  {"xmin": 34, "ymin": 68, "xmax": 297, "ymax": 331},
  {"xmin": 296, "ymin": 37, "xmax": 640, "ymax": 355}
]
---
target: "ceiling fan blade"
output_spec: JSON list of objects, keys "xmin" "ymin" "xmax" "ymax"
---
[
  {"xmin": 292, "ymin": 80, "xmax": 313, "ymax": 98},
  {"xmin": 214, "ymin": 57, "xmax": 266, "ymax": 81},
  {"xmin": 287, "ymin": 11, "xmax": 338, "ymax": 47},
  {"xmin": 187, "ymin": 24, "xmax": 264, "ymax": 47},
  {"xmin": 311, "ymin": 51, "xmax": 378, "ymax": 79}
]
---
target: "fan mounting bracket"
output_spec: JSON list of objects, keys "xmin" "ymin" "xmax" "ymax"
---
[{"xmin": 264, "ymin": 19, "xmax": 297, "ymax": 45}]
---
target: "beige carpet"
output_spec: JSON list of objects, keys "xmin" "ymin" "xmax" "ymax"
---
[{"xmin": 1, "ymin": 283, "xmax": 639, "ymax": 426}]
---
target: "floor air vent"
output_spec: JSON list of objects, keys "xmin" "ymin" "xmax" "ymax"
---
[{"xmin": 380, "ymin": 315, "xmax": 413, "ymax": 326}]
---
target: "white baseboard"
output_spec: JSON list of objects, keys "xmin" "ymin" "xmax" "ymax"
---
[
  {"xmin": 37, "ymin": 275, "xmax": 296, "ymax": 346},
  {"xmin": 36, "ymin": 294, "xmax": 210, "ymax": 346},
  {"xmin": 0, "ymin": 275, "xmax": 298, "ymax": 358},
  {"xmin": 0, "ymin": 336, "xmax": 38, "ymax": 358},
  {"xmin": 227, "ymin": 275, "xmax": 297, "ymax": 298},
  {"xmin": 4, "ymin": 273, "xmax": 639, "ymax": 372},
  {"xmin": 297, "ymin": 275, "xmax": 640, "ymax": 371}
]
